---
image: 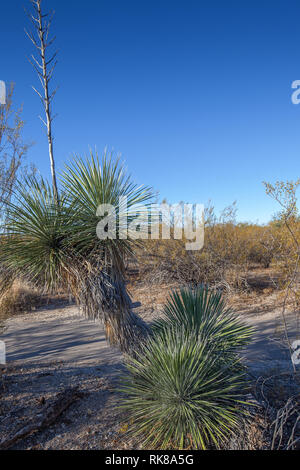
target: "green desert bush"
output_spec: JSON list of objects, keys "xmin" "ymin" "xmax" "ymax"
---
[
  {"xmin": 120, "ymin": 287, "xmax": 253, "ymax": 449},
  {"xmin": 0, "ymin": 151, "xmax": 153, "ymax": 352},
  {"xmin": 120, "ymin": 328, "xmax": 249, "ymax": 449},
  {"xmin": 152, "ymin": 286, "xmax": 253, "ymax": 363}
]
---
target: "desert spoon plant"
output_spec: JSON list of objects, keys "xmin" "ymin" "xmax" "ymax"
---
[
  {"xmin": 120, "ymin": 286, "xmax": 253, "ymax": 449},
  {"xmin": 152, "ymin": 286, "xmax": 253, "ymax": 364},
  {"xmin": 1, "ymin": 151, "xmax": 153, "ymax": 353},
  {"xmin": 61, "ymin": 152, "xmax": 154, "ymax": 351}
]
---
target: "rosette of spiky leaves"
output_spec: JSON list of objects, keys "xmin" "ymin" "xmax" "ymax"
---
[
  {"xmin": 61, "ymin": 150, "xmax": 153, "ymax": 261},
  {"xmin": 60, "ymin": 150, "xmax": 154, "ymax": 349},
  {"xmin": 0, "ymin": 174, "xmax": 70, "ymax": 291},
  {"xmin": 0, "ymin": 152, "xmax": 154, "ymax": 352},
  {"xmin": 152, "ymin": 286, "xmax": 253, "ymax": 363},
  {"xmin": 119, "ymin": 327, "xmax": 248, "ymax": 450}
]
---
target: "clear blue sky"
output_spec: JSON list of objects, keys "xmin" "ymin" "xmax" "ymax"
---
[{"xmin": 1, "ymin": 0, "xmax": 300, "ymax": 223}]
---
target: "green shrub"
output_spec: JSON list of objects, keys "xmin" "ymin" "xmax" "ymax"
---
[
  {"xmin": 0, "ymin": 152, "xmax": 153, "ymax": 352},
  {"xmin": 120, "ymin": 287, "xmax": 253, "ymax": 449},
  {"xmin": 120, "ymin": 328, "xmax": 248, "ymax": 449},
  {"xmin": 153, "ymin": 286, "xmax": 253, "ymax": 364}
]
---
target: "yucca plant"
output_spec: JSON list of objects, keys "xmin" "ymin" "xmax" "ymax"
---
[
  {"xmin": 60, "ymin": 151, "xmax": 153, "ymax": 350},
  {"xmin": 152, "ymin": 286, "xmax": 253, "ymax": 362},
  {"xmin": 0, "ymin": 151, "xmax": 154, "ymax": 353},
  {"xmin": 120, "ymin": 327, "xmax": 248, "ymax": 450},
  {"xmin": 1, "ymin": 175, "xmax": 70, "ymax": 291}
]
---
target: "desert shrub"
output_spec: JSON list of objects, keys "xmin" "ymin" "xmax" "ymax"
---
[
  {"xmin": 268, "ymin": 215, "xmax": 300, "ymax": 291},
  {"xmin": 0, "ymin": 280, "xmax": 43, "ymax": 321},
  {"xmin": 263, "ymin": 180, "xmax": 300, "ymax": 369},
  {"xmin": 136, "ymin": 230, "xmax": 247, "ymax": 289},
  {"xmin": 152, "ymin": 286, "xmax": 253, "ymax": 363},
  {"xmin": 136, "ymin": 203, "xmax": 283, "ymax": 290},
  {"xmin": 120, "ymin": 328, "xmax": 248, "ymax": 449},
  {"xmin": 120, "ymin": 287, "xmax": 252, "ymax": 449},
  {"xmin": 0, "ymin": 152, "xmax": 153, "ymax": 353},
  {"xmin": 246, "ymin": 225, "xmax": 278, "ymax": 268}
]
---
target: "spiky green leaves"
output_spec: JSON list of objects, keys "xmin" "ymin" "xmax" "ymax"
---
[
  {"xmin": 120, "ymin": 328, "xmax": 247, "ymax": 449},
  {"xmin": 1, "ymin": 175, "xmax": 70, "ymax": 290},
  {"xmin": 0, "ymin": 151, "xmax": 154, "ymax": 292},
  {"xmin": 153, "ymin": 286, "xmax": 254, "ymax": 361},
  {"xmin": 61, "ymin": 150, "xmax": 153, "ymax": 258},
  {"xmin": 120, "ymin": 286, "xmax": 253, "ymax": 449}
]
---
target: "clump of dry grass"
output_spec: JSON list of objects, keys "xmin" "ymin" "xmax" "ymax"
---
[
  {"xmin": 252, "ymin": 371, "xmax": 300, "ymax": 450},
  {"xmin": 0, "ymin": 280, "xmax": 44, "ymax": 322}
]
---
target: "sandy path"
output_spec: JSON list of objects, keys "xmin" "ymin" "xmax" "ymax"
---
[
  {"xmin": 1, "ymin": 302, "xmax": 299, "ymax": 374},
  {"xmin": 1, "ymin": 304, "xmax": 122, "ymax": 369},
  {"xmin": 0, "ymin": 301, "xmax": 299, "ymax": 449},
  {"xmin": 242, "ymin": 309, "xmax": 300, "ymax": 374},
  {"xmin": 0, "ymin": 304, "xmax": 127, "ymax": 450}
]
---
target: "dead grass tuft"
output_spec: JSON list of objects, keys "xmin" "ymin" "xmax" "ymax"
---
[{"xmin": 0, "ymin": 280, "xmax": 45, "ymax": 322}]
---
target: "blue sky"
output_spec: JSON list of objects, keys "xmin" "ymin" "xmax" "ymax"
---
[{"xmin": 1, "ymin": 0, "xmax": 300, "ymax": 223}]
